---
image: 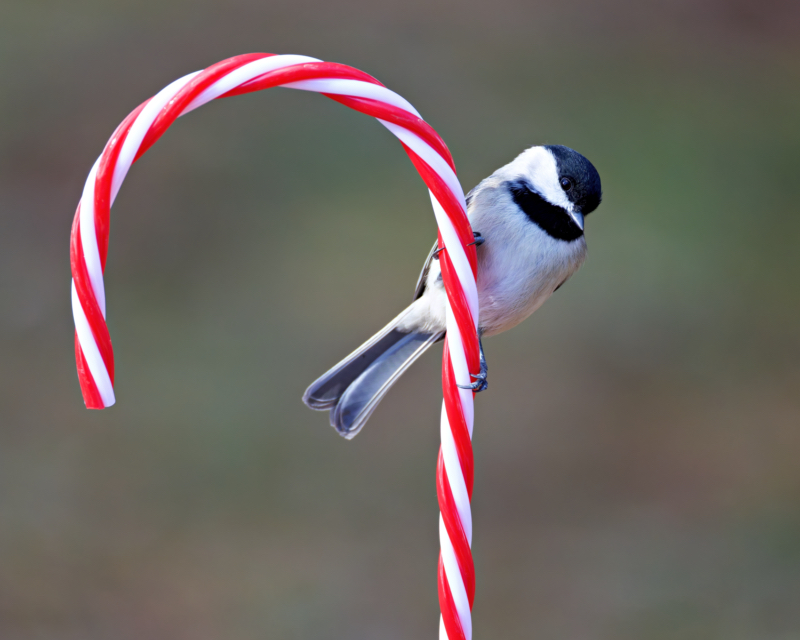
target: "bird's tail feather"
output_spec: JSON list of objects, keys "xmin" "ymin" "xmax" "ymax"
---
[{"xmin": 303, "ymin": 308, "xmax": 443, "ymax": 439}]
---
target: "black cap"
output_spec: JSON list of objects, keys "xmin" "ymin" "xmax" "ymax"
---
[{"xmin": 545, "ymin": 145, "xmax": 602, "ymax": 215}]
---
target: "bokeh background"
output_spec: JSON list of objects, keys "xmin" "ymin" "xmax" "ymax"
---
[{"xmin": 2, "ymin": 0, "xmax": 799, "ymax": 638}]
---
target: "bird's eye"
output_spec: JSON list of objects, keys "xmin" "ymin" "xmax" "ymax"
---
[{"xmin": 559, "ymin": 177, "xmax": 573, "ymax": 191}]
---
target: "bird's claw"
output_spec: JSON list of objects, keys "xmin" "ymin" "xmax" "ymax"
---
[
  {"xmin": 467, "ymin": 231, "xmax": 485, "ymax": 247},
  {"xmin": 458, "ymin": 371, "xmax": 488, "ymax": 392},
  {"xmin": 458, "ymin": 337, "xmax": 489, "ymax": 392}
]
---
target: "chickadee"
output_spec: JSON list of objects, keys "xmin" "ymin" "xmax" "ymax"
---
[{"xmin": 303, "ymin": 145, "xmax": 602, "ymax": 438}]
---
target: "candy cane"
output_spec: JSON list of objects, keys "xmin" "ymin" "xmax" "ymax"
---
[{"xmin": 69, "ymin": 53, "xmax": 480, "ymax": 640}]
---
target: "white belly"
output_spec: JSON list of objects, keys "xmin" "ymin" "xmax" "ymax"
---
[{"xmin": 476, "ymin": 231, "xmax": 586, "ymax": 336}]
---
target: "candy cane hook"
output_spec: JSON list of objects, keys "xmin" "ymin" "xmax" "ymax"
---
[{"xmin": 69, "ymin": 53, "xmax": 479, "ymax": 640}]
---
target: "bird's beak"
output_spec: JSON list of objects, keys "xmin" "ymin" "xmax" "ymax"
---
[{"xmin": 569, "ymin": 210, "xmax": 584, "ymax": 231}]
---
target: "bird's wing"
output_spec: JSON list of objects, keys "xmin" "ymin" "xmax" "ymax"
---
[
  {"xmin": 413, "ymin": 187, "xmax": 477, "ymax": 301},
  {"xmin": 413, "ymin": 238, "xmax": 440, "ymax": 300}
]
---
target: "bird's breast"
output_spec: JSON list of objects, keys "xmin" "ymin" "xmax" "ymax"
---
[{"xmin": 475, "ymin": 221, "xmax": 586, "ymax": 337}]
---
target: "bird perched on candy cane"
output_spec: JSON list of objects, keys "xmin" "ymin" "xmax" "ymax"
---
[{"xmin": 304, "ymin": 144, "xmax": 602, "ymax": 437}]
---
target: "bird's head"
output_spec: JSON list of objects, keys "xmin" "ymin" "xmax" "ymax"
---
[{"xmin": 500, "ymin": 145, "xmax": 602, "ymax": 242}]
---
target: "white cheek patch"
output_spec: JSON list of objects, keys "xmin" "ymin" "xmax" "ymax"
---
[{"xmin": 503, "ymin": 146, "xmax": 573, "ymax": 211}]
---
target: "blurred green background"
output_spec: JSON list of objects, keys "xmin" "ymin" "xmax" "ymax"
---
[{"xmin": 1, "ymin": 0, "xmax": 799, "ymax": 638}]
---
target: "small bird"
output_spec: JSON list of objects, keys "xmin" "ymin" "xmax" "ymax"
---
[{"xmin": 303, "ymin": 145, "xmax": 602, "ymax": 438}]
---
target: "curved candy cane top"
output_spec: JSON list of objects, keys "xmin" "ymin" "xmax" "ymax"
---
[
  {"xmin": 70, "ymin": 53, "xmax": 480, "ymax": 640},
  {"xmin": 70, "ymin": 52, "xmax": 480, "ymax": 409}
]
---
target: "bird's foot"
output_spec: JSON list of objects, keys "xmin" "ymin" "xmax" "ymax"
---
[
  {"xmin": 457, "ymin": 337, "xmax": 489, "ymax": 392},
  {"xmin": 458, "ymin": 371, "xmax": 488, "ymax": 393}
]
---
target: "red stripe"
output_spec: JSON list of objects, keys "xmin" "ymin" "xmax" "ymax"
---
[
  {"xmin": 136, "ymin": 53, "xmax": 276, "ymax": 161},
  {"xmin": 75, "ymin": 335, "xmax": 104, "ymax": 409},
  {"xmin": 437, "ymin": 451, "xmax": 476, "ymax": 606},
  {"xmin": 94, "ymin": 100, "xmax": 150, "ymax": 269},
  {"xmin": 136, "ymin": 59, "xmax": 384, "ymax": 166},
  {"xmin": 401, "ymin": 145, "xmax": 479, "ymax": 374},
  {"xmin": 73, "ymin": 101, "xmax": 149, "ymax": 398},
  {"xmin": 73, "ymin": 99, "xmax": 149, "ymax": 406},
  {"xmin": 221, "ymin": 61, "xmax": 384, "ymax": 99},
  {"xmin": 439, "ymin": 248, "xmax": 480, "ymax": 376},
  {"xmin": 70, "ymin": 208, "xmax": 115, "ymax": 383},
  {"xmin": 438, "ymin": 557, "xmax": 467, "ymax": 640},
  {"xmin": 404, "ymin": 147, "xmax": 476, "ymax": 273},
  {"xmin": 324, "ymin": 94, "xmax": 456, "ymax": 172},
  {"xmin": 442, "ymin": 340, "xmax": 475, "ymax": 496}
]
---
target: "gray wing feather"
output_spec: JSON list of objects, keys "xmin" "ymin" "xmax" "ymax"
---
[
  {"xmin": 303, "ymin": 308, "xmax": 412, "ymax": 410},
  {"xmin": 303, "ymin": 303, "xmax": 444, "ymax": 439},
  {"xmin": 331, "ymin": 329, "xmax": 444, "ymax": 438}
]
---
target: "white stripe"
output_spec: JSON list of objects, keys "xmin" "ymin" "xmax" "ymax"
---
[
  {"xmin": 441, "ymin": 403, "xmax": 472, "ymax": 544},
  {"xmin": 283, "ymin": 78, "xmax": 422, "ymax": 118},
  {"xmin": 111, "ymin": 71, "xmax": 203, "ymax": 205},
  {"xmin": 78, "ymin": 158, "xmax": 105, "ymax": 317},
  {"xmin": 429, "ymin": 193, "xmax": 479, "ymax": 324},
  {"xmin": 439, "ymin": 515, "xmax": 472, "ymax": 640},
  {"xmin": 445, "ymin": 303, "xmax": 476, "ymax": 432},
  {"xmin": 445, "ymin": 314, "xmax": 470, "ymax": 388},
  {"xmin": 439, "ymin": 615, "xmax": 448, "ymax": 640},
  {"xmin": 380, "ymin": 121, "xmax": 464, "ymax": 211},
  {"xmin": 181, "ymin": 54, "xmax": 322, "ymax": 115},
  {"xmin": 71, "ymin": 280, "xmax": 115, "ymax": 407}
]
